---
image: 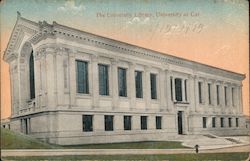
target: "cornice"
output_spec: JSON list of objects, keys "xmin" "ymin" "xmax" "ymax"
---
[{"xmin": 4, "ymin": 13, "xmax": 246, "ymax": 82}]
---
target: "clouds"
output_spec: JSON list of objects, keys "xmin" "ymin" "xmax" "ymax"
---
[{"xmin": 57, "ymin": 1, "xmax": 85, "ymax": 15}]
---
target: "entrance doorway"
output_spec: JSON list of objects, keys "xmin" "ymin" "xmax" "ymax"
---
[{"xmin": 177, "ymin": 111, "xmax": 183, "ymax": 134}]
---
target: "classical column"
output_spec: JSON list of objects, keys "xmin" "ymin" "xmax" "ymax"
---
[
  {"xmin": 68, "ymin": 49, "xmax": 76, "ymax": 108},
  {"xmin": 221, "ymin": 82, "xmax": 225, "ymax": 109},
  {"xmin": 45, "ymin": 48, "xmax": 57, "ymax": 109},
  {"xmin": 166, "ymin": 70, "xmax": 172, "ymax": 111},
  {"xmin": 194, "ymin": 75, "xmax": 199, "ymax": 112},
  {"xmin": 159, "ymin": 68, "xmax": 167, "ymax": 111},
  {"xmin": 211, "ymin": 80, "xmax": 216, "ymax": 111},
  {"xmin": 239, "ymin": 85, "xmax": 243, "ymax": 114},
  {"xmin": 145, "ymin": 66, "xmax": 151, "ymax": 110},
  {"xmin": 204, "ymin": 79, "xmax": 208, "ymax": 106},
  {"xmin": 111, "ymin": 59, "xmax": 118, "ymax": 109},
  {"xmin": 91, "ymin": 55, "xmax": 99, "ymax": 108},
  {"xmin": 129, "ymin": 62, "xmax": 136, "ymax": 110},
  {"xmin": 53, "ymin": 51, "xmax": 58, "ymax": 108},
  {"xmin": 228, "ymin": 84, "xmax": 232, "ymax": 108}
]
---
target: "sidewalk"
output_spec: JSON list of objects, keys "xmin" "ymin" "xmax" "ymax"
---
[{"xmin": 1, "ymin": 145, "xmax": 249, "ymax": 157}]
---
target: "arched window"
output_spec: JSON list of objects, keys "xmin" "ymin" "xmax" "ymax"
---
[{"xmin": 29, "ymin": 51, "xmax": 35, "ymax": 99}]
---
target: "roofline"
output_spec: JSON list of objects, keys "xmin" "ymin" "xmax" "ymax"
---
[
  {"xmin": 5, "ymin": 13, "xmax": 246, "ymax": 80},
  {"xmin": 53, "ymin": 22, "xmax": 246, "ymax": 80}
]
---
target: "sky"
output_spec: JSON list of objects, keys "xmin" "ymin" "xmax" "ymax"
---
[{"xmin": 0, "ymin": 0, "xmax": 249, "ymax": 118}]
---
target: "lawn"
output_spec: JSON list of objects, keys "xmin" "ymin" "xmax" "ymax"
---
[
  {"xmin": 3, "ymin": 153, "xmax": 249, "ymax": 161},
  {"xmin": 1, "ymin": 128, "xmax": 59, "ymax": 149},
  {"xmin": 1, "ymin": 128, "xmax": 187, "ymax": 149}
]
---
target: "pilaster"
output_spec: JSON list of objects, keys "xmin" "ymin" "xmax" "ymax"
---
[
  {"xmin": 128, "ymin": 62, "xmax": 136, "ymax": 110},
  {"xmin": 145, "ymin": 66, "xmax": 151, "ymax": 110},
  {"xmin": 111, "ymin": 59, "xmax": 118, "ymax": 109},
  {"xmin": 91, "ymin": 54, "xmax": 99, "ymax": 108}
]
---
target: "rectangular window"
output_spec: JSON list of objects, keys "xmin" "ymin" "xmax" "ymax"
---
[
  {"xmin": 236, "ymin": 118, "xmax": 239, "ymax": 127},
  {"xmin": 170, "ymin": 77, "xmax": 173, "ymax": 101},
  {"xmin": 135, "ymin": 71, "xmax": 143, "ymax": 98},
  {"xmin": 175, "ymin": 78, "xmax": 182, "ymax": 101},
  {"xmin": 105, "ymin": 115, "xmax": 114, "ymax": 131},
  {"xmin": 124, "ymin": 116, "xmax": 132, "ymax": 130},
  {"xmin": 184, "ymin": 80, "xmax": 187, "ymax": 101},
  {"xmin": 98, "ymin": 64, "xmax": 109, "ymax": 95},
  {"xmin": 232, "ymin": 87, "xmax": 235, "ymax": 106},
  {"xmin": 76, "ymin": 60, "xmax": 89, "ymax": 94},
  {"xmin": 82, "ymin": 115, "xmax": 93, "ymax": 132},
  {"xmin": 99, "ymin": 64, "xmax": 109, "ymax": 95},
  {"xmin": 150, "ymin": 74, "xmax": 157, "ymax": 99},
  {"xmin": 220, "ymin": 117, "xmax": 224, "ymax": 128},
  {"xmin": 156, "ymin": 116, "xmax": 162, "ymax": 129},
  {"xmin": 208, "ymin": 83, "xmax": 211, "ymax": 105},
  {"xmin": 224, "ymin": 86, "xmax": 227, "ymax": 106},
  {"xmin": 118, "ymin": 68, "xmax": 127, "ymax": 97},
  {"xmin": 212, "ymin": 117, "xmax": 216, "ymax": 128},
  {"xmin": 228, "ymin": 118, "xmax": 232, "ymax": 127},
  {"xmin": 216, "ymin": 85, "xmax": 220, "ymax": 105},
  {"xmin": 202, "ymin": 117, "xmax": 207, "ymax": 128},
  {"xmin": 141, "ymin": 116, "xmax": 147, "ymax": 130},
  {"xmin": 198, "ymin": 82, "xmax": 203, "ymax": 104}
]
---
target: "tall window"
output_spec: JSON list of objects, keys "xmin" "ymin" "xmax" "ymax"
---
[
  {"xmin": 184, "ymin": 80, "xmax": 187, "ymax": 101},
  {"xmin": 175, "ymin": 78, "xmax": 182, "ymax": 101},
  {"xmin": 202, "ymin": 117, "xmax": 207, "ymax": 128},
  {"xmin": 118, "ymin": 68, "xmax": 127, "ymax": 97},
  {"xmin": 150, "ymin": 74, "xmax": 157, "ymax": 99},
  {"xmin": 135, "ymin": 71, "xmax": 143, "ymax": 98},
  {"xmin": 224, "ymin": 86, "xmax": 227, "ymax": 106},
  {"xmin": 29, "ymin": 51, "xmax": 35, "ymax": 99},
  {"xmin": 236, "ymin": 118, "xmax": 239, "ymax": 127},
  {"xmin": 220, "ymin": 117, "xmax": 224, "ymax": 127},
  {"xmin": 82, "ymin": 115, "xmax": 93, "ymax": 132},
  {"xmin": 141, "ymin": 116, "xmax": 147, "ymax": 130},
  {"xmin": 156, "ymin": 116, "xmax": 162, "ymax": 129},
  {"xmin": 232, "ymin": 87, "xmax": 235, "ymax": 106},
  {"xmin": 99, "ymin": 64, "xmax": 109, "ymax": 95},
  {"xmin": 198, "ymin": 82, "xmax": 203, "ymax": 104},
  {"xmin": 124, "ymin": 116, "xmax": 132, "ymax": 130},
  {"xmin": 105, "ymin": 115, "xmax": 114, "ymax": 131},
  {"xmin": 216, "ymin": 85, "xmax": 220, "ymax": 105},
  {"xmin": 228, "ymin": 118, "xmax": 232, "ymax": 127},
  {"xmin": 208, "ymin": 83, "xmax": 211, "ymax": 105},
  {"xmin": 212, "ymin": 117, "xmax": 216, "ymax": 128},
  {"xmin": 76, "ymin": 60, "xmax": 89, "ymax": 94},
  {"xmin": 170, "ymin": 77, "xmax": 173, "ymax": 101}
]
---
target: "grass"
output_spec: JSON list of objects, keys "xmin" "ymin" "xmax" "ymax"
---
[
  {"xmin": 2, "ymin": 153, "xmax": 249, "ymax": 161},
  {"xmin": 63, "ymin": 141, "xmax": 188, "ymax": 149},
  {"xmin": 1, "ymin": 128, "xmax": 187, "ymax": 149},
  {"xmin": 1, "ymin": 128, "xmax": 59, "ymax": 149}
]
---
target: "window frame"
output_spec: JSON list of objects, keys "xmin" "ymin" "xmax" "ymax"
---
[
  {"xmin": 118, "ymin": 67, "xmax": 127, "ymax": 97},
  {"xmin": 141, "ymin": 116, "xmax": 148, "ymax": 130},
  {"xmin": 82, "ymin": 115, "xmax": 93, "ymax": 132},
  {"xmin": 98, "ymin": 64, "xmax": 109, "ymax": 96},
  {"xmin": 150, "ymin": 73, "xmax": 157, "ymax": 99},
  {"xmin": 124, "ymin": 115, "xmax": 132, "ymax": 130},
  {"xmin": 105, "ymin": 115, "xmax": 114, "ymax": 131},
  {"xmin": 135, "ymin": 71, "xmax": 143, "ymax": 98},
  {"xmin": 156, "ymin": 116, "xmax": 162, "ymax": 130},
  {"xmin": 76, "ymin": 60, "xmax": 89, "ymax": 94},
  {"xmin": 175, "ymin": 78, "xmax": 182, "ymax": 101}
]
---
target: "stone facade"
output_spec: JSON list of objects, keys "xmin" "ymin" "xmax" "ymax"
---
[{"xmin": 3, "ymin": 13, "xmax": 247, "ymax": 145}]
